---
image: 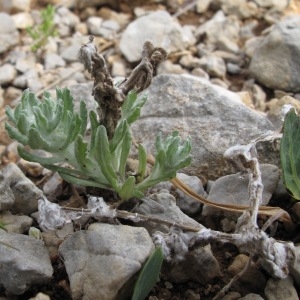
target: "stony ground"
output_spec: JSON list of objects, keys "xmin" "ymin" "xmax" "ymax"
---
[{"xmin": 1, "ymin": 0, "xmax": 300, "ymax": 300}]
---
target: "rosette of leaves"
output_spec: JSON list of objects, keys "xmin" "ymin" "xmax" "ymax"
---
[{"xmin": 5, "ymin": 88, "xmax": 192, "ymax": 201}]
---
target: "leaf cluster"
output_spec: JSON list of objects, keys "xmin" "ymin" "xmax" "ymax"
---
[
  {"xmin": 26, "ymin": 4, "xmax": 58, "ymax": 52},
  {"xmin": 6, "ymin": 88, "xmax": 192, "ymax": 201}
]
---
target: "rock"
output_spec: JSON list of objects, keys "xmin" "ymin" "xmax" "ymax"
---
[
  {"xmin": 59, "ymin": 223, "xmax": 154, "ymax": 300},
  {"xmin": 55, "ymin": 6, "xmax": 80, "ymax": 37},
  {"xmin": 264, "ymin": 275, "xmax": 298, "ymax": 300},
  {"xmin": 179, "ymin": 54, "xmax": 202, "ymax": 69},
  {"xmin": 135, "ymin": 192, "xmax": 221, "ymax": 284},
  {"xmin": 239, "ymin": 294, "xmax": 264, "ymax": 300},
  {"xmin": 29, "ymin": 293, "xmax": 51, "ymax": 300},
  {"xmin": 60, "ymin": 43, "xmax": 81, "ymax": 63},
  {"xmin": 203, "ymin": 164, "xmax": 280, "ymax": 218},
  {"xmin": 220, "ymin": 0, "xmax": 259, "ymax": 19},
  {"xmin": 98, "ymin": 7, "xmax": 131, "ymax": 29},
  {"xmin": 227, "ymin": 63, "xmax": 241, "ymax": 75},
  {"xmin": 244, "ymin": 36, "xmax": 264, "ymax": 58},
  {"xmin": 86, "ymin": 16, "xmax": 103, "ymax": 35},
  {"xmin": 0, "ymin": 172, "xmax": 14, "ymax": 211},
  {"xmin": 10, "ymin": 0, "xmax": 32, "ymax": 12},
  {"xmin": 0, "ymin": 64, "xmax": 17, "ymax": 85},
  {"xmin": 2, "ymin": 163, "xmax": 44, "ymax": 215},
  {"xmin": 289, "ymin": 244, "xmax": 300, "ymax": 287},
  {"xmin": 78, "ymin": 0, "xmax": 118, "ymax": 9},
  {"xmin": 11, "ymin": 12, "xmax": 34, "ymax": 29},
  {"xmin": 198, "ymin": 55, "xmax": 226, "ymax": 78},
  {"xmin": 17, "ymin": 159, "xmax": 44, "ymax": 177},
  {"xmin": 15, "ymin": 53, "xmax": 37, "ymax": 73},
  {"xmin": 191, "ymin": 67, "xmax": 210, "ymax": 79},
  {"xmin": 41, "ymin": 231, "xmax": 66, "ymax": 260},
  {"xmin": 249, "ymin": 17, "xmax": 300, "ymax": 92},
  {"xmin": 0, "ymin": 211, "xmax": 32, "ymax": 234},
  {"xmin": 221, "ymin": 292, "xmax": 241, "ymax": 300},
  {"xmin": 0, "ymin": 13, "xmax": 19, "ymax": 54},
  {"xmin": 195, "ymin": 11, "xmax": 240, "ymax": 46},
  {"xmin": 111, "ymin": 61, "xmax": 126, "ymax": 77},
  {"xmin": 44, "ymin": 53, "xmax": 66, "ymax": 70},
  {"xmin": 196, "ymin": 0, "xmax": 212, "ymax": 13},
  {"xmin": 42, "ymin": 172, "xmax": 64, "ymax": 199},
  {"xmin": 0, "ymin": 231, "xmax": 53, "ymax": 295},
  {"xmin": 266, "ymin": 95, "xmax": 300, "ymax": 128},
  {"xmin": 175, "ymin": 173, "xmax": 205, "ymax": 216},
  {"xmin": 120, "ymin": 10, "xmax": 196, "ymax": 62},
  {"xmin": 157, "ymin": 60, "xmax": 188, "ymax": 75},
  {"xmin": 228, "ymin": 254, "xmax": 267, "ymax": 293},
  {"xmin": 97, "ymin": 20, "xmax": 120, "ymax": 40},
  {"xmin": 254, "ymin": 0, "xmax": 289, "ymax": 10},
  {"xmin": 131, "ymin": 74, "xmax": 275, "ymax": 180}
]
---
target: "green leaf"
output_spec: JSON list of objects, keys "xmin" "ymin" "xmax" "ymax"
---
[
  {"xmin": 118, "ymin": 176, "xmax": 136, "ymax": 201},
  {"xmin": 18, "ymin": 145, "xmax": 62, "ymax": 165},
  {"xmin": 89, "ymin": 110, "xmax": 100, "ymax": 156},
  {"xmin": 94, "ymin": 126, "xmax": 119, "ymax": 191},
  {"xmin": 121, "ymin": 91, "xmax": 147, "ymax": 125},
  {"xmin": 5, "ymin": 106, "xmax": 16, "ymax": 124},
  {"xmin": 280, "ymin": 108, "xmax": 300, "ymax": 200},
  {"xmin": 137, "ymin": 144, "xmax": 147, "ymax": 183},
  {"xmin": 79, "ymin": 100, "xmax": 88, "ymax": 136},
  {"xmin": 132, "ymin": 247, "xmax": 164, "ymax": 300},
  {"xmin": 5, "ymin": 122, "xmax": 28, "ymax": 145}
]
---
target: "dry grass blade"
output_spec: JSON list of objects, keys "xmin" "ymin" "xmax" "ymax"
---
[
  {"xmin": 145, "ymin": 155, "xmax": 292, "ymax": 223},
  {"xmin": 171, "ymin": 177, "xmax": 292, "ymax": 223}
]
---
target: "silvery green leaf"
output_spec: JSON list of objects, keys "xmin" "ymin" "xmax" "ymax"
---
[
  {"xmin": 5, "ymin": 122, "xmax": 28, "ymax": 145},
  {"xmin": 79, "ymin": 100, "xmax": 88, "ymax": 136},
  {"xmin": 95, "ymin": 126, "xmax": 119, "ymax": 191},
  {"xmin": 137, "ymin": 144, "xmax": 147, "ymax": 183},
  {"xmin": 118, "ymin": 176, "xmax": 136, "ymax": 201},
  {"xmin": 121, "ymin": 91, "xmax": 147, "ymax": 125}
]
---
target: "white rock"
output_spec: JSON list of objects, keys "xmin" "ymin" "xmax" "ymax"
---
[
  {"xmin": 0, "ymin": 13, "xmax": 19, "ymax": 53},
  {"xmin": 196, "ymin": 0, "xmax": 212, "ymax": 13},
  {"xmin": 198, "ymin": 55, "xmax": 226, "ymax": 78},
  {"xmin": 120, "ymin": 10, "xmax": 196, "ymax": 62},
  {"xmin": 11, "ymin": 12, "xmax": 34, "ymax": 29},
  {"xmin": 0, "ymin": 64, "xmax": 17, "ymax": 85},
  {"xmin": 44, "ymin": 53, "xmax": 66, "ymax": 70},
  {"xmin": 11, "ymin": 0, "xmax": 32, "ymax": 12},
  {"xmin": 264, "ymin": 276, "xmax": 298, "ymax": 300},
  {"xmin": 86, "ymin": 16, "xmax": 103, "ymax": 35}
]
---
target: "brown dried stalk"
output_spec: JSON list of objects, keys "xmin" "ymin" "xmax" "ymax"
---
[{"xmin": 79, "ymin": 36, "xmax": 167, "ymax": 139}]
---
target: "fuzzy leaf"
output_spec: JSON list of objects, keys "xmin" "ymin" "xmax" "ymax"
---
[
  {"xmin": 137, "ymin": 144, "xmax": 147, "ymax": 183},
  {"xmin": 118, "ymin": 176, "xmax": 136, "ymax": 201},
  {"xmin": 121, "ymin": 91, "xmax": 147, "ymax": 125},
  {"xmin": 5, "ymin": 122, "xmax": 28, "ymax": 145},
  {"xmin": 280, "ymin": 108, "xmax": 300, "ymax": 200},
  {"xmin": 94, "ymin": 126, "xmax": 119, "ymax": 191},
  {"xmin": 79, "ymin": 100, "xmax": 88, "ymax": 136},
  {"xmin": 18, "ymin": 145, "xmax": 62, "ymax": 165},
  {"xmin": 132, "ymin": 247, "xmax": 163, "ymax": 300}
]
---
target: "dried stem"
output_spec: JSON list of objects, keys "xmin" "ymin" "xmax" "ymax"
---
[{"xmin": 79, "ymin": 36, "xmax": 167, "ymax": 139}]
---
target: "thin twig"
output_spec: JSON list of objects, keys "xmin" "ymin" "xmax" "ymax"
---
[{"xmin": 62, "ymin": 206, "xmax": 200, "ymax": 232}]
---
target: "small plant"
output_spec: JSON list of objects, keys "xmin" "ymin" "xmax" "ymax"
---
[
  {"xmin": 5, "ymin": 39, "xmax": 191, "ymax": 203},
  {"xmin": 26, "ymin": 4, "xmax": 58, "ymax": 52},
  {"xmin": 280, "ymin": 107, "xmax": 300, "ymax": 200}
]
